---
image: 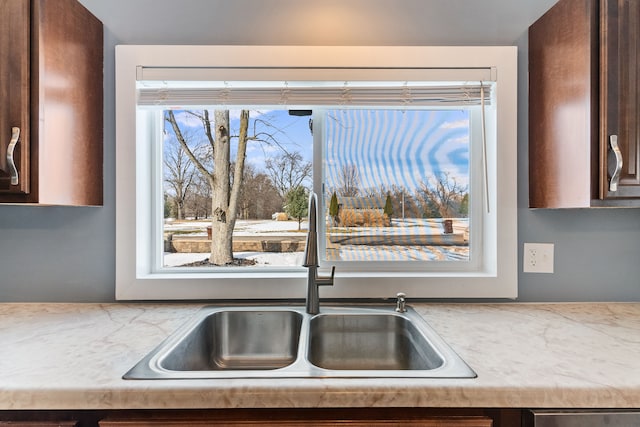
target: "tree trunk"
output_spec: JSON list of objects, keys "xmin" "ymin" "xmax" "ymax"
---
[
  {"xmin": 176, "ymin": 200, "xmax": 183, "ymax": 220},
  {"xmin": 208, "ymin": 110, "xmax": 250, "ymax": 265},
  {"xmin": 209, "ymin": 110, "xmax": 234, "ymax": 265}
]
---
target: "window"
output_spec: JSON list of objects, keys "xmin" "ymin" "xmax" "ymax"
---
[
  {"xmin": 115, "ymin": 46, "xmax": 517, "ymax": 300},
  {"xmin": 321, "ymin": 108, "xmax": 475, "ymax": 266}
]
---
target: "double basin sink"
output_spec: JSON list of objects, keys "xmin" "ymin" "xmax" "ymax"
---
[{"xmin": 124, "ymin": 305, "xmax": 476, "ymax": 379}]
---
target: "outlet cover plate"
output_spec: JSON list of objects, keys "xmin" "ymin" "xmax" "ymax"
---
[{"xmin": 523, "ymin": 243, "xmax": 554, "ymax": 273}]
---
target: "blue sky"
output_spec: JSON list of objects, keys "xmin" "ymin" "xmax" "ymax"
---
[
  {"xmin": 324, "ymin": 109, "xmax": 469, "ymax": 193},
  {"xmin": 165, "ymin": 108, "xmax": 469, "ymax": 192},
  {"xmin": 166, "ymin": 109, "xmax": 312, "ymax": 172}
]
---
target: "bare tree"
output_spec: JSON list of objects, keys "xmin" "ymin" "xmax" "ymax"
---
[
  {"xmin": 337, "ymin": 164, "xmax": 361, "ymax": 197},
  {"xmin": 238, "ymin": 163, "xmax": 283, "ymax": 219},
  {"xmin": 417, "ymin": 172, "xmax": 468, "ymax": 218},
  {"xmin": 265, "ymin": 151, "xmax": 312, "ymax": 201},
  {"xmin": 165, "ymin": 109, "xmax": 290, "ymax": 265},
  {"xmin": 366, "ymin": 184, "xmax": 421, "ymax": 220},
  {"xmin": 237, "ymin": 163, "xmax": 256, "ymax": 220},
  {"xmin": 163, "ymin": 139, "xmax": 196, "ymax": 220},
  {"xmin": 184, "ymin": 172, "xmax": 211, "ymax": 219},
  {"xmin": 166, "ymin": 110, "xmax": 249, "ymax": 265}
]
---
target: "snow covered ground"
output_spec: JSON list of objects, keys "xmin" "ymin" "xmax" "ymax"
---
[
  {"xmin": 164, "ymin": 218, "xmax": 308, "ymax": 236},
  {"xmin": 164, "ymin": 218, "xmax": 307, "ymax": 267},
  {"xmin": 163, "ymin": 251, "xmax": 304, "ymax": 267},
  {"xmin": 163, "ymin": 218, "xmax": 468, "ymax": 267}
]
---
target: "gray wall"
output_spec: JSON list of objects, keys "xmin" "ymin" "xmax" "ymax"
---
[{"xmin": 1, "ymin": 0, "xmax": 639, "ymax": 302}]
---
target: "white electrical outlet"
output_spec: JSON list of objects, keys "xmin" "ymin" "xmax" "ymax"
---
[{"xmin": 523, "ymin": 243, "xmax": 554, "ymax": 273}]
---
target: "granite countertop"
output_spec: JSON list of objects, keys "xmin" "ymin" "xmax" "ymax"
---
[{"xmin": 1, "ymin": 302, "xmax": 639, "ymax": 410}]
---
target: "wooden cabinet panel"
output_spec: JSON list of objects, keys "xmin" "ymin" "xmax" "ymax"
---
[
  {"xmin": 0, "ymin": 0, "xmax": 30, "ymax": 196},
  {"xmin": 0, "ymin": 409, "xmax": 522, "ymax": 427},
  {"xmin": 529, "ymin": 0, "xmax": 599, "ymax": 208},
  {"xmin": 100, "ymin": 417, "xmax": 492, "ymax": 427},
  {"xmin": 99, "ymin": 409, "xmax": 497, "ymax": 427},
  {"xmin": 528, "ymin": 0, "xmax": 640, "ymax": 207},
  {"xmin": 0, "ymin": 0, "xmax": 103, "ymax": 205},
  {"xmin": 600, "ymin": 0, "xmax": 640, "ymax": 199},
  {"xmin": 0, "ymin": 423, "xmax": 77, "ymax": 427}
]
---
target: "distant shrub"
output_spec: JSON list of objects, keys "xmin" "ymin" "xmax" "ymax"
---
[
  {"xmin": 275, "ymin": 212, "xmax": 289, "ymax": 221},
  {"xmin": 338, "ymin": 209, "xmax": 390, "ymax": 227},
  {"xmin": 363, "ymin": 209, "xmax": 389, "ymax": 227},
  {"xmin": 329, "ymin": 192, "xmax": 339, "ymax": 217},
  {"xmin": 339, "ymin": 208, "xmax": 363, "ymax": 227},
  {"xmin": 384, "ymin": 194, "xmax": 393, "ymax": 218}
]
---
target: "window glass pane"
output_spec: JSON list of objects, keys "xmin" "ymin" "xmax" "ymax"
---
[
  {"xmin": 323, "ymin": 109, "xmax": 470, "ymax": 262},
  {"xmin": 162, "ymin": 109, "xmax": 313, "ymax": 268},
  {"xmin": 159, "ymin": 107, "xmax": 472, "ymax": 269}
]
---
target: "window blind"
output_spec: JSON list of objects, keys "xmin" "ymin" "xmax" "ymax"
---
[
  {"xmin": 135, "ymin": 67, "xmax": 495, "ymax": 108},
  {"xmin": 137, "ymin": 83, "xmax": 494, "ymax": 108}
]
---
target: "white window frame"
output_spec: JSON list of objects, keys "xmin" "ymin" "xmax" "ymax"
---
[{"xmin": 115, "ymin": 45, "xmax": 518, "ymax": 300}]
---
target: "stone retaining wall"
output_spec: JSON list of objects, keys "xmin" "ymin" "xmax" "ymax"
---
[{"xmin": 166, "ymin": 237, "xmax": 305, "ymax": 253}]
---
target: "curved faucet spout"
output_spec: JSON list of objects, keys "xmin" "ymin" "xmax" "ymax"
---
[
  {"xmin": 303, "ymin": 193, "xmax": 318, "ymax": 268},
  {"xmin": 304, "ymin": 192, "xmax": 335, "ymax": 314}
]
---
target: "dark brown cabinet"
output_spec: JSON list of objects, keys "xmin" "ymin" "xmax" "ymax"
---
[
  {"xmin": 0, "ymin": 409, "xmax": 523, "ymax": 427},
  {"xmin": 100, "ymin": 416, "xmax": 492, "ymax": 427},
  {"xmin": 0, "ymin": 0, "xmax": 103, "ymax": 205},
  {"xmin": 529, "ymin": 0, "xmax": 640, "ymax": 208},
  {"xmin": 98, "ymin": 409, "xmax": 500, "ymax": 427},
  {"xmin": 0, "ymin": 423, "xmax": 77, "ymax": 427}
]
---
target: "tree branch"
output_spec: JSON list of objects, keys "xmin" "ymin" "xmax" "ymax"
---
[
  {"xmin": 227, "ymin": 110, "xmax": 250, "ymax": 221},
  {"xmin": 165, "ymin": 111, "xmax": 213, "ymax": 181}
]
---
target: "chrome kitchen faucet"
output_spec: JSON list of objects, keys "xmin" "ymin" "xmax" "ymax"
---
[{"xmin": 303, "ymin": 192, "xmax": 335, "ymax": 314}]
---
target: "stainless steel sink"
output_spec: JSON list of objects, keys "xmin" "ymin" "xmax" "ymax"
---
[
  {"xmin": 160, "ymin": 310, "xmax": 303, "ymax": 371},
  {"xmin": 307, "ymin": 314, "xmax": 444, "ymax": 371},
  {"xmin": 124, "ymin": 305, "xmax": 476, "ymax": 379}
]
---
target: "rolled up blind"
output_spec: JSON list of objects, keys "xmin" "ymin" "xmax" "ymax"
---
[{"xmin": 136, "ymin": 67, "xmax": 495, "ymax": 108}]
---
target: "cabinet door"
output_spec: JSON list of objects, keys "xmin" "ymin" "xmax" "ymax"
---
[
  {"xmin": 0, "ymin": 0, "xmax": 30, "ymax": 196},
  {"xmin": 601, "ymin": 0, "xmax": 640, "ymax": 199},
  {"xmin": 100, "ymin": 416, "xmax": 492, "ymax": 426},
  {"xmin": 528, "ymin": 0, "xmax": 599, "ymax": 208},
  {"xmin": 0, "ymin": 423, "xmax": 76, "ymax": 427}
]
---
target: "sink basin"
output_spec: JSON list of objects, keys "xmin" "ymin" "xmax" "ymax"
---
[
  {"xmin": 307, "ymin": 314, "xmax": 444, "ymax": 371},
  {"xmin": 124, "ymin": 305, "xmax": 476, "ymax": 379},
  {"xmin": 160, "ymin": 310, "xmax": 303, "ymax": 371}
]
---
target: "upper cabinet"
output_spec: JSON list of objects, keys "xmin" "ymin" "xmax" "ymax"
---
[
  {"xmin": 0, "ymin": 0, "xmax": 103, "ymax": 205},
  {"xmin": 529, "ymin": 0, "xmax": 640, "ymax": 208}
]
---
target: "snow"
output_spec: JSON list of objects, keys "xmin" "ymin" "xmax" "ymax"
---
[
  {"xmin": 163, "ymin": 218, "xmax": 308, "ymax": 267},
  {"xmin": 163, "ymin": 218, "xmax": 468, "ymax": 267},
  {"xmin": 164, "ymin": 218, "xmax": 308, "ymax": 236},
  {"xmin": 163, "ymin": 251, "xmax": 304, "ymax": 267}
]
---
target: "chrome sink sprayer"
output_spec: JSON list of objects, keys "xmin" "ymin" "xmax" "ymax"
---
[
  {"xmin": 303, "ymin": 192, "xmax": 335, "ymax": 314},
  {"xmin": 395, "ymin": 292, "xmax": 407, "ymax": 313}
]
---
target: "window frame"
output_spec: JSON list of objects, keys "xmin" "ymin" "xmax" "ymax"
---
[{"xmin": 115, "ymin": 45, "xmax": 518, "ymax": 300}]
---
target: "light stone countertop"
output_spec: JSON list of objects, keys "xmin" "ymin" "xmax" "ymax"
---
[{"xmin": 0, "ymin": 302, "xmax": 639, "ymax": 410}]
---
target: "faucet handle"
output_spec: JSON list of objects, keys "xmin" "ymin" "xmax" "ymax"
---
[
  {"xmin": 316, "ymin": 266, "xmax": 335, "ymax": 287},
  {"xmin": 395, "ymin": 292, "xmax": 407, "ymax": 313}
]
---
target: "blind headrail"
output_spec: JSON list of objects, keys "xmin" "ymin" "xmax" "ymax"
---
[{"xmin": 136, "ymin": 66, "xmax": 497, "ymax": 83}]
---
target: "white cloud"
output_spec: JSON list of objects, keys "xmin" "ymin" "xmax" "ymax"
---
[
  {"xmin": 441, "ymin": 119, "xmax": 469, "ymax": 129},
  {"xmin": 448, "ymin": 135, "xmax": 470, "ymax": 145}
]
